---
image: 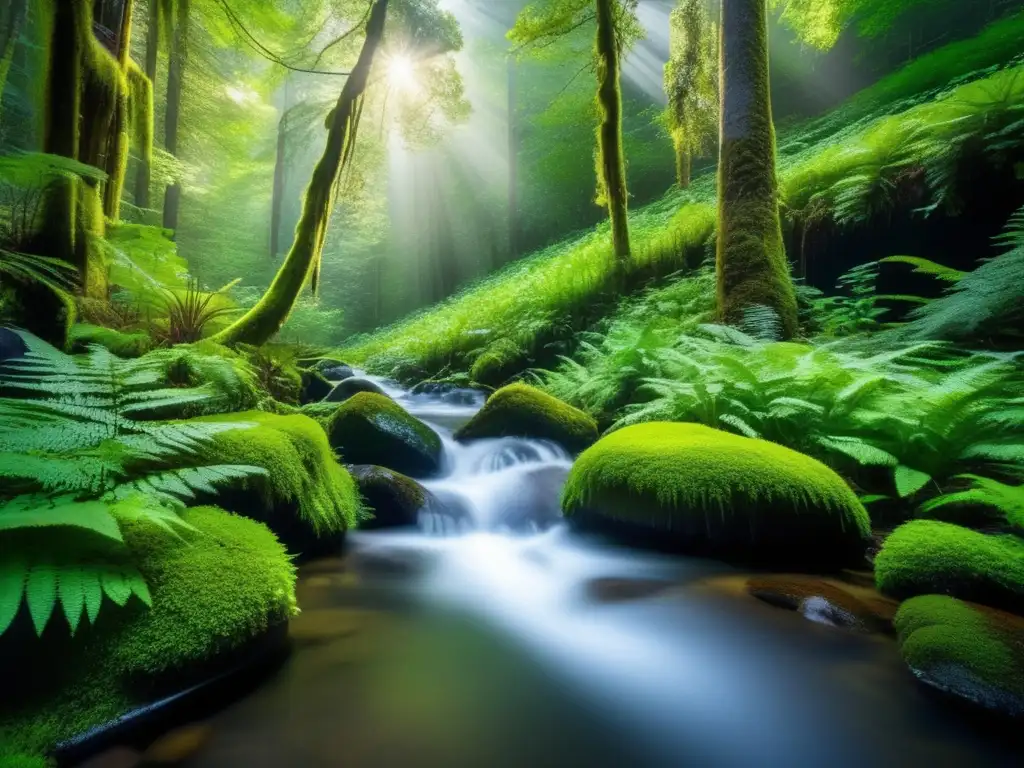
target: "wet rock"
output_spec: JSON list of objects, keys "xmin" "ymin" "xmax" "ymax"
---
[
  {"xmin": 0, "ymin": 327, "xmax": 27, "ymax": 374},
  {"xmin": 324, "ymin": 377, "xmax": 388, "ymax": 403},
  {"xmin": 746, "ymin": 575, "xmax": 896, "ymax": 633},
  {"xmin": 326, "ymin": 393, "xmax": 442, "ymax": 477},
  {"xmin": 410, "ymin": 380, "xmax": 491, "ymax": 406},
  {"xmin": 895, "ymin": 595, "xmax": 1024, "ymax": 719},
  {"xmin": 584, "ymin": 577, "xmax": 676, "ymax": 604},
  {"xmin": 300, "ymin": 369, "xmax": 333, "ymax": 404},
  {"xmin": 349, "ymin": 465, "xmax": 448, "ymax": 529},
  {"xmin": 141, "ymin": 724, "xmax": 212, "ymax": 764},
  {"xmin": 347, "ymin": 545, "xmax": 435, "ymax": 578},
  {"xmin": 302, "ymin": 358, "xmax": 354, "ymax": 382},
  {"xmin": 491, "ymin": 465, "xmax": 568, "ymax": 533}
]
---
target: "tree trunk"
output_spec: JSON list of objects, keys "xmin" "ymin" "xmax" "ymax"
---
[
  {"xmin": 102, "ymin": 0, "xmax": 134, "ymax": 220},
  {"xmin": 162, "ymin": 0, "xmax": 188, "ymax": 231},
  {"xmin": 716, "ymin": 0, "xmax": 798, "ymax": 338},
  {"xmin": 0, "ymin": 0, "xmax": 27, "ymax": 109},
  {"xmin": 270, "ymin": 77, "xmax": 291, "ymax": 259},
  {"xmin": 212, "ymin": 0, "xmax": 390, "ymax": 347},
  {"xmin": 673, "ymin": 132, "xmax": 691, "ymax": 188},
  {"xmin": 594, "ymin": 0, "xmax": 630, "ymax": 261},
  {"xmin": 133, "ymin": 0, "xmax": 158, "ymax": 209}
]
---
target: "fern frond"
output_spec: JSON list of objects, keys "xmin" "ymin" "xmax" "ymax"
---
[{"xmin": 0, "ymin": 496, "xmax": 123, "ymax": 541}]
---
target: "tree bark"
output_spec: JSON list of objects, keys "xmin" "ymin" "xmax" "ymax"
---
[
  {"xmin": 716, "ymin": 0, "xmax": 798, "ymax": 338},
  {"xmin": 673, "ymin": 133, "xmax": 691, "ymax": 188},
  {"xmin": 162, "ymin": 0, "xmax": 189, "ymax": 231},
  {"xmin": 594, "ymin": 0, "xmax": 630, "ymax": 261},
  {"xmin": 102, "ymin": 0, "xmax": 134, "ymax": 219},
  {"xmin": 134, "ymin": 0, "xmax": 159, "ymax": 209},
  {"xmin": 212, "ymin": 0, "xmax": 390, "ymax": 347}
]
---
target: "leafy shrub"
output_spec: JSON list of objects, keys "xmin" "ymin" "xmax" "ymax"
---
[{"xmin": 0, "ymin": 332, "xmax": 264, "ymax": 636}]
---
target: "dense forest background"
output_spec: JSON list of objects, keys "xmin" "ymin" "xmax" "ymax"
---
[{"xmin": 3, "ymin": 0, "xmax": 1021, "ymax": 344}]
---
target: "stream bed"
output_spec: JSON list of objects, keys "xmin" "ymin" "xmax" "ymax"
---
[{"xmin": 168, "ymin": 380, "xmax": 1017, "ymax": 768}]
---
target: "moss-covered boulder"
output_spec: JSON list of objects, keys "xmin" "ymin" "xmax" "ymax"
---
[
  {"xmin": 562, "ymin": 422, "xmax": 871, "ymax": 567},
  {"xmin": 454, "ymin": 383, "xmax": 598, "ymax": 453},
  {"xmin": 324, "ymin": 376, "xmax": 388, "ymax": 403},
  {"xmin": 326, "ymin": 393, "xmax": 442, "ymax": 478},
  {"xmin": 894, "ymin": 595, "xmax": 1024, "ymax": 718},
  {"xmin": 300, "ymin": 368, "xmax": 333, "ymax": 404},
  {"xmin": 348, "ymin": 465, "xmax": 449, "ymax": 529},
  {"xmin": 0, "ymin": 507, "xmax": 295, "ymax": 762},
  {"xmin": 304, "ymin": 358, "xmax": 354, "ymax": 381},
  {"xmin": 875, "ymin": 521, "xmax": 1024, "ymax": 615},
  {"xmin": 68, "ymin": 323, "xmax": 152, "ymax": 358},
  {"xmin": 198, "ymin": 411, "xmax": 363, "ymax": 556}
]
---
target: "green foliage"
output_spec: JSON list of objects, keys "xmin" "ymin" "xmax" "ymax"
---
[
  {"xmin": 893, "ymin": 206, "xmax": 1024, "ymax": 342},
  {"xmin": 161, "ymin": 278, "xmax": 240, "ymax": 345},
  {"xmin": 197, "ymin": 411, "xmax": 364, "ymax": 535},
  {"xmin": 562, "ymin": 422, "xmax": 870, "ymax": 565},
  {"xmin": 876, "ymin": 520, "xmax": 1024, "ymax": 614},
  {"xmin": 239, "ymin": 343, "xmax": 304, "ymax": 405},
  {"xmin": 275, "ymin": 296, "xmax": 346, "ymax": 347},
  {"xmin": 0, "ymin": 331, "xmax": 265, "ymax": 636},
  {"xmin": 894, "ymin": 595, "xmax": 1024, "ymax": 716},
  {"xmin": 806, "ymin": 262, "xmax": 891, "ymax": 337},
  {"xmin": 68, "ymin": 323, "xmax": 152, "ymax": 358},
  {"xmin": 454, "ymin": 383, "xmax": 598, "ymax": 453},
  {"xmin": 921, "ymin": 476, "xmax": 1024, "ymax": 533}
]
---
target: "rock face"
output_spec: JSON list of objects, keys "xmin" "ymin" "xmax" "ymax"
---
[
  {"xmin": 300, "ymin": 369, "xmax": 333, "ymax": 404},
  {"xmin": 326, "ymin": 393, "xmax": 442, "ymax": 478},
  {"xmin": 894, "ymin": 595, "xmax": 1024, "ymax": 719},
  {"xmin": 307, "ymin": 358, "xmax": 355, "ymax": 382},
  {"xmin": 561, "ymin": 422, "xmax": 872, "ymax": 567},
  {"xmin": 454, "ymin": 383, "xmax": 598, "ymax": 454},
  {"xmin": 324, "ymin": 377, "xmax": 388, "ymax": 403},
  {"xmin": 490, "ymin": 465, "xmax": 568, "ymax": 532},
  {"xmin": 349, "ymin": 464, "xmax": 447, "ymax": 529},
  {"xmin": 875, "ymin": 520, "xmax": 1024, "ymax": 615},
  {"xmin": 0, "ymin": 327, "xmax": 27, "ymax": 364}
]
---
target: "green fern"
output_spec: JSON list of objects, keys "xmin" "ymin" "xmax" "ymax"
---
[
  {"xmin": 0, "ymin": 331, "xmax": 266, "ymax": 637},
  {"xmin": 919, "ymin": 475, "xmax": 1024, "ymax": 532}
]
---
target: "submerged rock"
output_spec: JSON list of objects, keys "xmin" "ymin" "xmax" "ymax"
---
[
  {"xmin": 324, "ymin": 377, "xmax": 387, "ymax": 403},
  {"xmin": 562, "ymin": 422, "xmax": 872, "ymax": 568},
  {"xmin": 745, "ymin": 575, "xmax": 896, "ymax": 633},
  {"xmin": 349, "ymin": 464, "xmax": 448, "ymax": 529},
  {"xmin": 894, "ymin": 595, "xmax": 1024, "ymax": 719},
  {"xmin": 326, "ymin": 393, "xmax": 442, "ymax": 477},
  {"xmin": 455, "ymin": 383, "xmax": 598, "ymax": 454}
]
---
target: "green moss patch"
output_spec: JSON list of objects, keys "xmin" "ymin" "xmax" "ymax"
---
[
  {"xmin": 68, "ymin": 324, "xmax": 152, "ymax": 358},
  {"xmin": 0, "ymin": 507, "xmax": 295, "ymax": 761},
  {"xmin": 562, "ymin": 422, "xmax": 870, "ymax": 566},
  {"xmin": 324, "ymin": 377, "xmax": 388, "ymax": 403},
  {"xmin": 327, "ymin": 393, "xmax": 442, "ymax": 478},
  {"xmin": 198, "ymin": 412, "xmax": 362, "ymax": 550},
  {"xmin": 875, "ymin": 521, "xmax": 1024, "ymax": 615},
  {"xmin": 455, "ymin": 383, "xmax": 598, "ymax": 453},
  {"xmin": 894, "ymin": 595, "xmax": 1024, "ymax": 717},
  {"xmin": 348, "ymin": 465, "xmax": 434, "ymax": 529}
]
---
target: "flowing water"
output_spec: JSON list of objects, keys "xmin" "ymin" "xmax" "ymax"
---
[{"xmin": 178, "ymin": 380, "xmax": 1017, "ymax": 768}]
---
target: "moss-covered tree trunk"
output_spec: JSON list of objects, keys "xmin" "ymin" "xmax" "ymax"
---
[
  {"xmin": 0, "ymin": 0, "xmax": 27, "ymax": 109},
  {"xmin": 133, "ymin": 0, "xmax": 159, "ymax": 210},
  {"xmin": 212, "ymin": 0, "xmax": 390, "ymax": 347},
  {"xmin": 673, "ymin": 134, "xmax": 691, "ymax": 188},
  {"xmin": 162, "ymin": 0, "xmax": 188, "ymax": 231},
  {"xmin": 101, "ymin": 0, "xmax": 134, "ymax": 220},
  {"xmin": 594, "ymin": 0, "xmax": 630, "ymax": 261},
  {"xmin": 716, "ymin": 0, "xmax": 797, "ymax": 338}
]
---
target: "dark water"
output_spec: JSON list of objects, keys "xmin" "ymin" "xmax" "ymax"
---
[
  {"xmin": 176, "ymin": 530, "xmax": 1017, "ymax": 768},
  {"xmin": 172, "ymin": 381, "xmax": 1016, "ymax": 768}
]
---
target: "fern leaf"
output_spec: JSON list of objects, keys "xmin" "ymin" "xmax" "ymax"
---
[
  {"xmin": 100, "ymin": 566, "xmax": 135, "ymax": 607},
  {"xmin": 895, "ymin": 465, "xmax": 933, "ymax": 498},
  {"xmin": 816, "ymin": 436, "xmax": 898, "ymax": 466},
  {"xmin": 128, "ymin": 571, "xmax": 152, "ymax": 607},
  {"xmin": 0, "ymin": 496, "xmax": 123, "ymax": 541},
  {"xmin": 83, "ymin": 570, "xmax": 103, "ymax": 625},
  {"xmin": 0, "ymin": 557, "xmax": 26, "ymax": 636},
  {"xmin": 58, "ymin": 567, "xmax": 86, "ymax": 634},
  {"xmin": 719, "ymin": 413, "xmax": 760, "ymax": 438},
  {"xmin": 25, "ymin": 563, "xmax": 57, "ymax": 635},
  {"xmin": 879, "ymin": 255, "xmax": 967, "ymax": 282}
]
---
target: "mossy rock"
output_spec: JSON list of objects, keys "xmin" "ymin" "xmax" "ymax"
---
[
  {"xmin": 875, "ymin": 520, "xmax": 1024, "ymax": 615},
  {"xmin": 303, "ymin": 358, "xmax": 354, "ymax": 381},
  {"xmin": 324, "ymin": 377, "xmax": 388, "ymax": 403},
  {"xmin": 561, "ymin": 422, "xmax": 871, "ymax": 567},
  {"xmin": 894, "ymin": 595, "xmax": 1024, "ymax": 718},
  {"xmin": 197, "ymin": 412, "xmax": 363, "ymax": 556},
  {"xmin": 68, "ymin": 323, "xmax": 152, "ymax": 358},
  {"xmin": 0, "ymin": 507, "xmax": 295, "ymax": 761},
  {"xmin": 348, "ymin": 465, "xmax": 446, "ymax": 529},
  {"xmin": 300, "ymin": 369, "xmax": 333, "ymax": 404},
  {"xmin": 326, "ymin": 393, "xmax": 442, "ymax": 478},
  {"xmin": 454, "ymin": 383, "xmax": 598, "ymax": 453}
]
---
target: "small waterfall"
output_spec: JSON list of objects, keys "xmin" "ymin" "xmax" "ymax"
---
[{"xmin": 359, "ymin": 375, "xmax": 572, "ymax": 534}]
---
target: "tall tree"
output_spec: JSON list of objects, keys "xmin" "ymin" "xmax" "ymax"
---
[
  {"xmin": 0, "ymin": 0, "xmax": 27, "ymax": 109},
  {"xmin": 162, "ymin": 0, "xmax": 190, "ymax": 231},
  {"xmin": 663, "ymin": 0, "xmax": 717, "ymax": 189},
  {"xmin": 133, "ymin": 0, "xmax": 161, "ymax": 209},
  {"xmin": 509, "ymin": 0, "xmax": 642, "ymax": 261},
  {"xmin": 716, "ymin": 0, "xmax": 798, "ymax": 337}
]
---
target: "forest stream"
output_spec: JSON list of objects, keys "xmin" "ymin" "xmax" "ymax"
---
[{"xmin": 145, "ymin": 381, "xmax": 1018, "ymax": 768}]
